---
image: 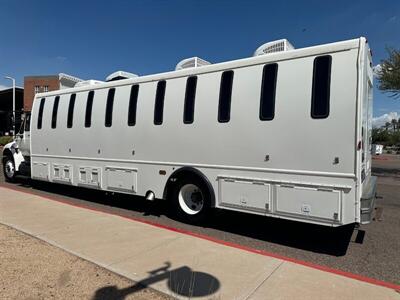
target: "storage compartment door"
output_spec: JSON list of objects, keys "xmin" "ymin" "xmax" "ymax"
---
[
  {"xmin": 32, "ymin": 162, "xmax": 49, "ymax": 181},
  {"xmin": 78, "ymin": 167, "xmax": 101, "ymax": 188},
  {"xmin": 219, "ymin": 179, "xmax": 270, "ymax": 213},
  {"xmin": 52, "ymin": 164, "xmax": 72, "ymax": 183},
  {"xmin": 275, "ymin": 185, "xmax": 341, "ymax": 222},
  {"xmin": 105, "ymin": 167, "xmax": 137, "ymax": 193}
]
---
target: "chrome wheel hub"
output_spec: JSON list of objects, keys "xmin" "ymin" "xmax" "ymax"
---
[
  {"xmin": 5, "ymin": 160, "xmax": 15, "ymax": 178},
  {"xmin": 178, "ymin": 184, "xmax": 204, "ymax": 215}
]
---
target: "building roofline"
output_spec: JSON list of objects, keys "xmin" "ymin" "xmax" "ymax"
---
[
  {"xmin": 24, "ymin": 75, "xmax": 59, "ymax": 79},
  {"xmin": 24, "ymin": 73, "xmax": 83, "ymax": 83},
  {"xmin": 0, "ymin": 87, "xmax": 24, "ymax": 93}
]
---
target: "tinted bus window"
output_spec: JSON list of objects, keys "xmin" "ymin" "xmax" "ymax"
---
[
  {"xmin": 218, "ymin": 70, "xmax": 234, "ymax": 123},
  {"xmin": 183, "ymin": 76, "xmax": 197, "ymax": 124},
  {"xmin": 154, "ymin": 80, "xmax": 166, "ymax": 125},
  {"xmin": 67, "ymin": 94, "xmax": 76, "ymax": 128},
  {"xmin": 85, "ymin": 91, "xmax": 94, "ymax": 128},
  {"xmin": 51, "ymin": 96, "xmax": 60, "ymax": 129},
  {"xmin": 259, "ymin": 64, "xmax": 278, "ymax": 121},
  {"xmin": 311, "ymin": 55, "xmax": 332, "ymax": 119},
  {"xmin": 128, "ymin": 85, "xmax": 139, "ymax": 126},
  {"xmin": 37, "ymin": 99, "xmax": 45, "ymax": 129},
  {"xmin": 105, "ymin": 88, "xmax": 115, "ymax": 127}
]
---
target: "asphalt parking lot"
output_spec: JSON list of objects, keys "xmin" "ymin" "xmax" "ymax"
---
[{"xmin": 1, "ymin": 155, "xmax": 399, "ymax": 286}]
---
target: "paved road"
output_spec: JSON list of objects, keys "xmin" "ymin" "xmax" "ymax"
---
[{"xmin": 1, "ymin": 156, "xmax": 399, "ymax": 285}]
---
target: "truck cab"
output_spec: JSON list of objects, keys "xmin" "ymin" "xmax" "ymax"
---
[{"xmin": 2, "ymin": 112, "xmax": 31, "ymax": 181}]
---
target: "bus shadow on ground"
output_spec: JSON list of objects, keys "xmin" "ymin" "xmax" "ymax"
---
[
  {"xmin": 92, "ymin": 262, "xmax": 220, "ymax": 299},
  {"xmin": 372, "ymin": 167, "xmax": 400, "ymax": 177},
  {"xmin": 14, "ymin": 178, "xmax": 355, "ymax": 257}
]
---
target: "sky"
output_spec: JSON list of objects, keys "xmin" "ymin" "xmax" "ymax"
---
[{"xmin": 0, "ymin": 0, "xmax": 399, "ymax": 124}]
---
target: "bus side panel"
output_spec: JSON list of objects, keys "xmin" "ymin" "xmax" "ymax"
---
[{"xmin": 29, "ymin": 44, "xmax": 360, "ymax": 227}]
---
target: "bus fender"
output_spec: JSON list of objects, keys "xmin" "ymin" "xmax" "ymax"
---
[
  {"xmin": 2, "ymin": 141, "xmax": 25, "ymax": 171},
  {"xmin": 163, "ymin": 167, "xmax": 216, "ymax": 208}
]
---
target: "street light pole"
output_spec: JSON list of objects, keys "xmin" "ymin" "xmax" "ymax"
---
[{"xmin": 4, "ymin": 76, "xmax": 16, "ymax": 137}]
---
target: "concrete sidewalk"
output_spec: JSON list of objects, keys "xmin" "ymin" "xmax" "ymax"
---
[{"xmin": 0, "ymin": 186, "xmax": 399, "ymax": 300}]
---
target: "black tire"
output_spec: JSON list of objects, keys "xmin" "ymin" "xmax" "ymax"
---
[
  {"xmin": 169, "ymin": 173, "xmax": 212, "ymax": 224},
  {"xmin": 3, "ymin": 155, "xmax": 16, "ymax": 182}
]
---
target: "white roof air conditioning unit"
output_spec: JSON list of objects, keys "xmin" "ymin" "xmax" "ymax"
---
[
  {"xmin": 75, "ymin": 80, "xmax": 104, "ymax": 87},
  {"xmin": 106, "ymin": 71, "xmax": 139, "ymax": 82},
  {"xmin": 254, "ymin": 39, "xmax": 295, "ymax": 56},
  {"xmin": 175, "ymin": 57, "xmax": 211, "ymax": 71}
]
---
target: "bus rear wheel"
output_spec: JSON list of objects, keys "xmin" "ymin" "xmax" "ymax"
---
[
  {"xmin": 3, "ymin": 156, "xmax": 16, "ymax": 182},
  {"xmin": 170, "ymin": 175, "xmax": 211, "ymax": 223}
]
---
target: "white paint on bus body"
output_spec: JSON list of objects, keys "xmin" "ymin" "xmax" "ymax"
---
[{"xmin": 4, "ymin": 37, "xmax": 375, "ymax": 227}]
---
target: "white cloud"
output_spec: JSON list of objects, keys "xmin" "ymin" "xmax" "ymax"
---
[
  {"xmin": 372, "ymin": 64, "xmax": 381, "ymax": 77},
  {"xmin": 373, "ymin": 112, "xmax": 399, "ymax": 128},
  {"xmin": 0, "ymin": 84, "xmax": 10, "ymax": 90},
  {"xmin": 55, "ymin": 56, "xmax": 67, "ymax": 62}
]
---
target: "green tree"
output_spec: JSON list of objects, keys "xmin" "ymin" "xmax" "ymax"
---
[
  {"xmin": 377, "ymin": 47, "xmax": 400, "ymax": 99},
  {"xmin": 372, "ymin": 127, "xmax": 400, "ymax": 146},
  {"xmin": 392, "ymin": 118, "xmax": 397, "ymax": 131}
]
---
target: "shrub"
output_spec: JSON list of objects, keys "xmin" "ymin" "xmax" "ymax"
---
[{"xmin": 0, "ymin": 136, "xmax": 14, "ymax": 146}]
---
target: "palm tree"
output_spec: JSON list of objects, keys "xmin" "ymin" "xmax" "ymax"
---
[
  {"xmin": 385, "ymin": 122, "xmax": 391, "ymax": 131},
  {"xmin": 392, "ymin": 119, "xmax": 398, "ymax": 131}
]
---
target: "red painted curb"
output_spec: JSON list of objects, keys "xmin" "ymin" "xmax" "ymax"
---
[
  {"xmin": 1, "ymin": 183, "xmax": 400, "ymax": 292},
  {"xmin": 372, "ymin": 157, "xmax": 389, "ymax": 161}
]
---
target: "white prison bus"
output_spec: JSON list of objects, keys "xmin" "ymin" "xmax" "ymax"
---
[{"xmin": 3, "ymin": 37, "xmax": 376, "ymax": 227}]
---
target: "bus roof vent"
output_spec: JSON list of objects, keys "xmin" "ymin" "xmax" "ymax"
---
[
  {"xmin": 106, "ymin": 71, "xmax": 139, "ymax": 82},
  {"xmin": 175, "ymin": 57, "xmax": 211, "ymax": 71},
  {"xmin": 253, "ymin": 39, "xmax": 295, "ymax": 56},
  {"xmin": 75, "ymin": 80, "xmax": 104, "ymax": 87}
]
